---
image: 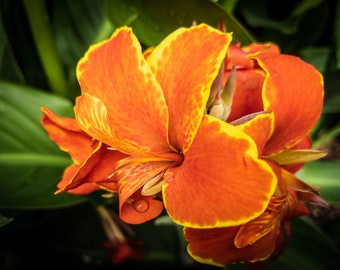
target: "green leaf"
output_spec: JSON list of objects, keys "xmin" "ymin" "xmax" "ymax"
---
[
  {"xmin": 106, "ymin": 0, "xmax": 254, "ymax": 47},
  {"xmin": 0, "ymin": 14, "xmax": 25, "ymax": 83},
  {"xmin": 0, "ymin": 213, "xmax": 13, "ymax": 227},
  {"xmin": 335, "ymin": 0, "xmax": 340, "ymax": 70},
  {"xmin": 298, "ymin": 46, "xmax": 331, "ymax": 73},
  {"xmin": 297, "ymin": 161, "xmax": 340, "ymax": 204},
  {"xmin": 0, "ymin": 82, "xmax": 86, "ymax": 209},
  {"xmin": 262, "ymin": 217, "xmax": 340, "ymax": 270}
]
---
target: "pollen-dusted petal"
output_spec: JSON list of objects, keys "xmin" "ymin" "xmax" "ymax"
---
[
  {"xmin": 41, "ymin": 107, "xmax": 94, "ymax": 163},
  {"xmin": 252, "ymin": 53, "xmax": 324, "ymax": 155},
  {"xmin": 184, "ymin": 225, "xmax": 277, "ymax": 266},
  {"xmin": 119, "ymin": 190, "xmax": 164, "ymax": 224},
  {"xmin": 56, "ymin": 142, "xmax": 127, "ymax": 193},
  {"xmin": 76, "ymin": 27, "xmax": 170, "ymax": 156},
  {"xmin": 147, "ymin": 24, "xmax": 232, "ymax": 152},
  {"xmin": 163, "ymin": 115, "xmax": 277, "ymax": 228},
  {"xmin": 236, "ymin": 112, "xmax": 274, "ymax": 156}
]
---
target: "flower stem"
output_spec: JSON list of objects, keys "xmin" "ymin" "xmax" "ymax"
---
[{"xmin": 23, "ymin": 0, "xmax": 68, "ymax": 97}]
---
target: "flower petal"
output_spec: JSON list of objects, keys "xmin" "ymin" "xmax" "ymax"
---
[
  {"xmin": 227, "ymin": 69, "xmax": 265, "ymax": 122},
  {"xmin": 252, "ymin": 53, "xmax": 324, "ymax": 155},
  {"xmin": 236, "ymin": 112, "xmax": 274, "ymax": 156},
  {"xmin": 281, "ymin": 169, "xmax": 320, "ymax": 195},
  {"xmin": 281, "ymin": 135, "xmax": 311, "ymax": 173},
  {"xmin": 147, "ymin": 24, "xmax": 232, "ymax": 152},
  {"xmin": 41, "ymin": 107, "xmax": 94, "ymax": 163},
  {"xmin": 235, "ymin": 196, "xmax": 284, "ymax": 248},
  {"xmin": 76, "ymin": 27, "xmax": 170, "ymax": 156},
  {"xmin": 116, "ymin": 158, "xmax": 172, "ymax": 224},
  {"xmin": 184, "ymin": 225, "xmax": 278, "ymax": 266},
  {"xmin": 163, "ymin": 115, "xmax": 277, "ymax": 228},
  {"xmin": 56, "ymin": 142, "xmax": 127, "ymax": 194},
  {"xmin": 119, "ymin": 190, "xmax": 164, "ymax": 224}
]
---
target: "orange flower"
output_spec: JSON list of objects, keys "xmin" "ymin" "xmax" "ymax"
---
[
  {"xmin": 182, "ymin": 41, "xmax": 327, "ymax": 265},
  {"xmin": 46, "ymin": 24, "xmax": 279, "ymax": 226}
]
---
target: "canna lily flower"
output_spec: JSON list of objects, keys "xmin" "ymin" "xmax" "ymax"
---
[
  {"xmin": 43, "ymin": 23, "xmax": 279, "ymax": 227},
  {"xmin": 182, "ymin": 39, "xmax": 327, "ymax": 266}
]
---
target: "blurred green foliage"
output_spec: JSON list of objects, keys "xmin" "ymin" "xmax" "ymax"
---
[{"xmin": 0, "ymin": 0, "xmax": 339, "ymax": 269}]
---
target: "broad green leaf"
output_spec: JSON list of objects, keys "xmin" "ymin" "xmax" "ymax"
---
[
  {"xmin": 237, "ymin": 0, "xmax": 328, "ymax": 54},
  {"xmin": 0, "ymin": 0, "xmax": 50, "ymax": 89},
  {"xmin": 51, "ymin": 0, "xmax": 114, "ymax": 71},
  {"xmin": 0, "ymin": 14, "xmax": 25, "ymax": 83},
  {"xmin": 323, "ymin": 71, "xmax": 340, "ymax": 114},
  {"xmin": 291, "ymin": 0, "xmax": 323, "ymax": 16},
  {"xmin": 0, "ymin": 82, "xmax": 86, "ymax": 209},
  {"xmin": 1, "ymin": 0, "xmax": 114, "ymax": 100},
  {"xmin": 297, "ymin": 161, "xmax": 340, "ymax": 204},
  {"xmin": 298, "ymin": 46, "xmax": 331, "ymax": 73},
  {"xmin": 106, "ymin": 0, "xmax": 254, "ymax": 47},
  {"xmin": 238, "ymin": 0, "xmax": 297, "ymax": 34}
]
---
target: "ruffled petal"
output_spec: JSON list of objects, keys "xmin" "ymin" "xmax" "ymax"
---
[
  {"xmin": 76, "ymin": 27, "xmax": 170, "ymax": 157},
  {"xmin": 184, "ymin": 195, "xmax": 287, "ymax": 266},
  {"xmin": 163, "ymin": 115, "xmax": 277, "ymax": 228},
  {"xmin": 56, "ymin": 142, "xmax": 127, "ymax": 193},
  {"xmin": 116, "ymin": 158, "xmax": 173, "ymax": 224},
  {"xmin": 235, "ymin": 196, "xmax": 284, "ymax": 248},
  {"xmin": 252, "ymin": 53, "xmax": 324, "ymax": 155},
  {"xmin": 41, "ymin": 107, "xmax": 94, "ymax": 163},
  {"xmin": 147, "ymin": 24, "xmax": 231, "ymax": 152},
  {"xmin": 184, "ymin": 225, "xmax": 278, "ymax": 266}
]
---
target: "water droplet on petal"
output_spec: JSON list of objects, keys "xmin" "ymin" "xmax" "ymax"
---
[{"xmin": 133, "ymin": 199, "xmax": 149, "ymax": 213}]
